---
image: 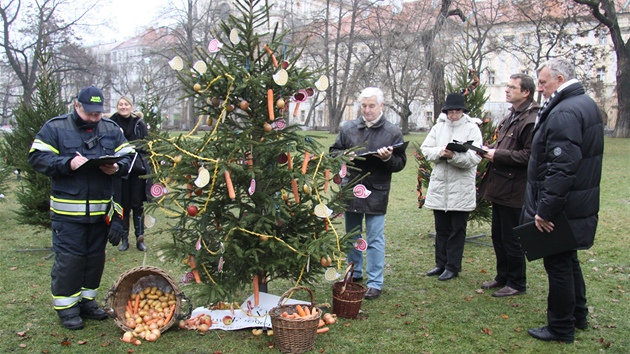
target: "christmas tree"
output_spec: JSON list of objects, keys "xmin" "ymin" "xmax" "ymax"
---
[
  {"xmin": 414, "ymin": 68, "xmax": 495, "ymax": 225},
  {"xmin": 0, "ymin": 51, "xmax": 65, "ymax": 228},
  {"xmin": 143, "ymin": 0, "xmax": 357, "ymax": 303}
]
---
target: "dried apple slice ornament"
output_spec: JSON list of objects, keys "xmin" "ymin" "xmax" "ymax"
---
[
  {"xmin": 168, "ymin": 56, "xmax": 184, "ymax": 71},
  {"xmin": 194, "ymin": 166, "xmax": 211, "ymax": 188},
  {"xmin": 229, "ymin": 28, "xmax": 240, "ymax": 44}
]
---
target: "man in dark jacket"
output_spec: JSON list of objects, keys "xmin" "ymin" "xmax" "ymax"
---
[
  {"xmin": 479, "ymin": 74, "xmax": 538, "ymax": 297},
  {"xmin": 524, "ymin": 58, "xmax": 603, "ymax": 343},
  {"xmin": 29, "ymin": 86, "xmax": 134, "ymax": 330},
  {"xmin": 330, "ymin": 87, "xmax": 406, "ymax": 300}
]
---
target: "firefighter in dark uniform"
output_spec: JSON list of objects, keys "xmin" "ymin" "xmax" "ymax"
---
[{"xmin": 29, "ymin": 86, "xmax": 134, "ymax": 330}]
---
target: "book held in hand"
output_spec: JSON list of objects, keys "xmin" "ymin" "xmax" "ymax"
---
[
  {"xmin": 513, "ymin": 212, "xmax": 578, "ymax": 262},
  {"xmin": 357, "ymin": 141, "xmax": 409, "ymax": 157},
  {"xmin": 79, "ymin": 155, "xmax": 125, "ymax": 169},
  {"xmin": 445, "ymin": 140, "xmax": 487, "ymax": 154}
]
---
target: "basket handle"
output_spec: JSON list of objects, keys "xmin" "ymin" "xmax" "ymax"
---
[
  {"xmin": 339, "ymin": 262, "xmax": 355, "ymax": 295},
  {"xmin": 277, "ymin": 286, "xmax": 315, "ymax": 307}
]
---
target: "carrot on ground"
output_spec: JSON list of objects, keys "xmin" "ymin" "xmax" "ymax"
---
[
  {"xmin": 318, "ymin": 319, "xmax": 326, "ymax": 328},
  {"xmin": 317, "ymin": 327, "xmax": 330, "ymax": 334}
]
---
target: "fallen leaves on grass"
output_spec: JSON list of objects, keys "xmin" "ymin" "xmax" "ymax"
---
[
  {"xmin": 501, "ymin": 314, "xmax": 509, "ymax": 319},
  {"xmin": 10, "ymin": 266, "xmax": 17, "ymax": 270},
  {"xmin": 482, "ymin": 328, "xmax": 493, "ymax": 335},
  {"xmin": 77, "ymin": 340, "xmax": 87, "ymax": 345},
  {"xmin": 17, "ymin": 331, "xmax": 27, "ymax": 337}
]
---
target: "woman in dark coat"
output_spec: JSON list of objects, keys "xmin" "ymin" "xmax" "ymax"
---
[{"xmin": 109, "ymin": 96, "xmax": 151, "ymax": 251}]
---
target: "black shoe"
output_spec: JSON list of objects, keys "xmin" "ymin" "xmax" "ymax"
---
[
  {"xmin": 527, "ymin": 326, "xmax": 574, "ymax": 343},
  {"xmin": 426, "ymin": 267, "xmax": 444, "ymax": 276},
  {"xmin": 575, "ymin": 318, "xmax": 588, "ymax": 330},
  {"xmin": 57, "ymin": 308, "xmax": 84, "ymax": 330},
  {"xmin": 118, "ymin": 238, "xmax": 129, "ymax": 251},
  {"xmin": 352, "ymin": 277, "xmax": 363, "ymax": 282},
  {"xmin": 364, "ymin": 287, "xmax": 381, "ymax": 300},
  {"xmin": 80, "ymin": 300, "xmax": 108, "ymax": 320},
  {"xmin": 438, "ymin": 269, "xmax": 458, "ymax": 281},
  {"xmin": 136, "ymin": 235, "xmax": 147, "ymax": 252}
]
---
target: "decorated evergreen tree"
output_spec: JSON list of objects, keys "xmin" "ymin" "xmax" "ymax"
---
[
  {"xmin": 144, "ymin": 0, "xmax": 356, "ymax": 302},
  {"xmin": 0, "ymin": 52, "xmax": 65, "ymax": 228},
  {"xmin": 415, "ymin": 68, "xmax": 496, "ymax": 225}
]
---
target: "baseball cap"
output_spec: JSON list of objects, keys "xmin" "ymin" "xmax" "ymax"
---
[{"xmin": 77, "ymin": 86, "xmax": 105, "ymax": 113}]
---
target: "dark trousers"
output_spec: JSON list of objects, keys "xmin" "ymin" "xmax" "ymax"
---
[
  {"xmin": 543, "ymin": 250, "xmax": 588, "ymax": 337},
  {"xmin": 433, "ymin": 210, "xmax": 469, "ymax": 272},
  {"xmin": 491, "ymin": 204, "xmax": 526, "ymax": 291},
  {"xmin": 51, "ymin": 221, "xmax": 107, "ymax": 309}
]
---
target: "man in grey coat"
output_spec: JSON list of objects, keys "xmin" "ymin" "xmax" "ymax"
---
[{"xmin": 330, "ymin": 87, "xmax": 407, "ymax": 300}]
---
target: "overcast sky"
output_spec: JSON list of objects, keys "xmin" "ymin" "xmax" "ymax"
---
[{"xmin": 84, "ymin": 0, "xmax": 170, "ymax": 44}]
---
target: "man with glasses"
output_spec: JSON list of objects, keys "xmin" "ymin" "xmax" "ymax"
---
[
  {"xmin": 479, "ymin": 74, "xmax": 539, "ymax": 297},
  {"xmin": 29, "ymin": 86, "xmax": 134, "ymax": 329}
]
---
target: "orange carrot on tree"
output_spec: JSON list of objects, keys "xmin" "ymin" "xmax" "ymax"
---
[
  {"xmin": 267, "ymin": 89, "xmax": 275, "ymax": 121},
  {"xmin": 253, "ymin": 275, "xmax": 260, "ymax": 306},
  {"xmin": 301, "ymin": 151, "xmax": 310, "ymax": 174},
  {"xmin": 287, "ymin": 152, "xmax": 293, "ymax": 170},
  {"xmin": 224, "ymin": 170, "xmax": 235, "ymax": 199},
  {"xmin": 293, "ymin": 102, "xmax": 300, "ymax": 117},
  {"xmin": 292, "ymin": 178, "xmax": 300, "ymax": 204},
  {"xmin": 324, "ymin": 169, "xmax": 330, "ymax": 193}
]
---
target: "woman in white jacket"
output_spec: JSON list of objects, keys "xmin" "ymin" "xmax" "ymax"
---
[{"xmin": 421, "ymin": 93, "xmax": 482, "ymax": 281}]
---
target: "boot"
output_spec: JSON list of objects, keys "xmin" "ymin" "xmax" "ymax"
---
[
  {"xmin": 80, "ymin": 299, "xmax": 108, "ymax": 320},
  {"xmin": 136, "ymin": 235, "xmax": 147, "ymax": 251},
  {"xmin": 57, "ymin": 306, "xmax": 84, "ymax": 330},
  {"xmin": 134, "ymin": 213, "xmax": 146, "ymax": 251},
  {"xmin": 118, "ymin": 236, "xmax": 129, "ymax": 251}
]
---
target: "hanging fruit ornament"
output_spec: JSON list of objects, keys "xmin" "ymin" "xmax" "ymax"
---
[
  {"xmin": 194, "ymin": 166, "xmax": 211, "ymax": 188},
  {"xmin": 229, "ymin": 28, "xmax": 240, "ymax": 44},
  {"xmin": 187, "ymin": 205, "xmax": 198, "ymax": 217},
  {"xmin": 168, "ymin": 56, "xmax": 184, "ymax": 71},
  {"xmin": 193, "ymin": 60, "xmax": 207, "ymax": 75},
  {"xmin": 210, "ymin": 97, "xmax": 221, "ymax": 107},
  {"xmin": 276, "ymin": 97, "xmax": 285, "ymax": 109},
  {"xmin": 263, "ymin": 122, "xmax": 273, "ymax": 132},
  {"xmin": 193, "ymin": 83, "xmax": 202, "ymax": 92},
  {"xmin": 173, "ymin": 155, "xmax": 183, "ymax": 165},
  {"xmin": 315, "ymin": 75, "xmax": 330, "ymax": 91},
  {"xmin": 144, "ymin": 215, "xmax": 156, "ymax": 228},
  {"xmin": 273, "ymin": 69, "xmax": 288, "ymax": 86},
  {"xmin": 239, "ymin": 100, "xmax": 249, "ymax": 110},
  {"xmin": 320, "ymin": 255, "xmax": 332, "ymax": 267},
  {"xmin": 206, "ymin": 115, "xmax": 213, "ymax": 126}
]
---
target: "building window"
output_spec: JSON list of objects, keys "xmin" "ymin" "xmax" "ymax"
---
[
  {"xmin": 598, "ymin": 30, "xmax": 607, "ymax": 45},
  {"xmin": 522, "ymin": 34, "xmax": 530, "ymax": 46},
  {"xmin": 488, "ymin": 70, "xmax": 496, "ymax": 85},
  {"xmin": 597, "ymin": 67, "xmax": 606, "ymax": 82},
  {"xmin": 425, "ymin": 111, "xmax": 433, "ymax": 125}
]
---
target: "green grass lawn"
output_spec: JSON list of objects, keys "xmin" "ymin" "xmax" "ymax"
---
[{"xmin": 0, "ymin": 132, "xmax": 628, "ymax": 353}]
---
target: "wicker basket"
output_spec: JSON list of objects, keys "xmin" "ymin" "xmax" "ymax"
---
[
  {"xmin": 269, "ymin": 286, "xmax": 321, "ymax": 354},
  {"xmin": 105, "ymin": 266, "xmax": 186, "ymax": 333},
  {"xmin": 332, "ymin": 262, "xmax": 366, "ymax": 319}
]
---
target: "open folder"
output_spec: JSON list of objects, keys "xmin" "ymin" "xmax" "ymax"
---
[
  {"xmin": 79, "ymin": 155, "xmax": 125, "ymax": 169},
  {"xmin": 513, "ymin": 212, "xmax": 578, "ymax": 262}
]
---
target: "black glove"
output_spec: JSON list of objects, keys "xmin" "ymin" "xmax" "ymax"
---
[{"xmin": 108, "ymin": 220, "xmax": 124, "ymax": 246}]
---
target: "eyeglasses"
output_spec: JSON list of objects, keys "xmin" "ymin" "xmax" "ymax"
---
[{"xmin": 505, "ymin": 85, "xmax": 520, "ymax": 90}]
